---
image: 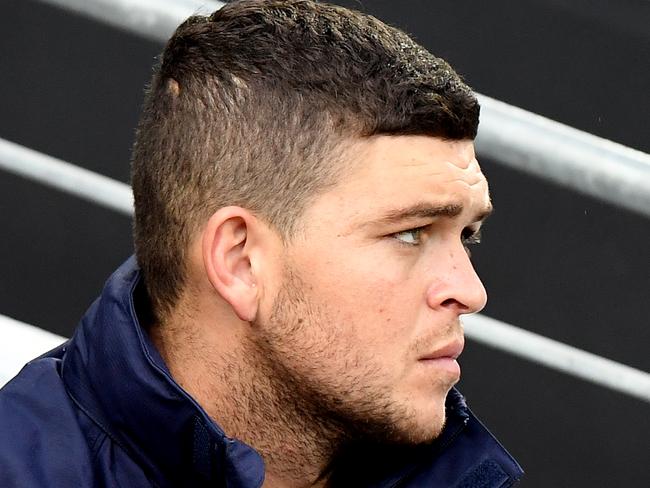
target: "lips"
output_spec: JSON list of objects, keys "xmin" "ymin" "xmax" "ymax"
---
[
  {"xmin": 417, "ymin": 338, "xmax": 464, "ymax": 378},
  {"xmin": 419, "ymin": 338, "xmax": 465, "ymax": 361}
]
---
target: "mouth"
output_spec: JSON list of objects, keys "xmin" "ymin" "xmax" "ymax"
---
[
  {"xmin": 417, "ymin": 339, "xmax": 465, "ymax": 377},
  {"xmin": 419, "ymin": 339, "xmax": 465, "ymax": 361}
]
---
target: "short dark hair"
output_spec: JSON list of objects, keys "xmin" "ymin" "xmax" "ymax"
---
[{"xmin": 131, "ymin": 0, "xmax": 480, "ymax": 321}]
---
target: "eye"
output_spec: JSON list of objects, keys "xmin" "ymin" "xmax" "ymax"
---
[
  {"xmin": 461, "ymin": 227, "xmax": 482, "ymax": 255},
  {"xmin": 462, "ymin": 227, "xmax": 482, "ymax": 245},
  {"xmin": 391, "ymin": 227, "xmax": 426, "ymax": 246}
]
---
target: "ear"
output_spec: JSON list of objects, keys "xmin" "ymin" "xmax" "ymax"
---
[{"xmin": 202, "ymin": 206, "xmax": 260, "ymax": 322}]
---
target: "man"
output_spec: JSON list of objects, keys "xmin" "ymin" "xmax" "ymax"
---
[{"xmin": 0, "ymin": 0, "xmax": 523, "ymax": 486}]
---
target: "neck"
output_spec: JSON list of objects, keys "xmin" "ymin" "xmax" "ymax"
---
[{"xmin": 149, "ymin": 313, "xmax": 338, "ymax": 487}]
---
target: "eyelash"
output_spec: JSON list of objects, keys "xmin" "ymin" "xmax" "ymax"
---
[
  {"xmin": 390, "ymin": 226, "xmax": 482, "ymax": 249},
  {"xmin": 462, "ymin": 228, "xmax": 482, "ymax": 247},
  {"xmin": 391, "ymin": 226, "xmax": 427, "ymax": 246}
]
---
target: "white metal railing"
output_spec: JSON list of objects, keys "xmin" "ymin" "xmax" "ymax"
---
[
  {"xmin": 462, "ymin": 314, "xmax": 650, "ymax": 403},
  {"xmin": 0, "ymin": 138, "xmax": 133, "ymax": 216},
  {"xmin": 33, "ymin": 0, "xmax": 650, "ymax": 219},
  {"xmin": 0, "ymin": 314, "xmax": 66, "ymax": 387},
  {"xmin": 37, "ymin": 0, "xmax": 226, "ymax": 43},
  {"xmin": 476, "ymin": 95, "xmax": 650, "ymax": 218}
]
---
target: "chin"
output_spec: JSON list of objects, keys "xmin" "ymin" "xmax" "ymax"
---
[
  {"xmin": 376, "ymin": 398, "xmax": 446, "ymax": 446},
  {"xmin": 394, "ymin": 389, "xmax": 450, "ymax": 444},
  {"xmin": 409, "ymin": 409, "xmax": 447, "ymax": 444}
]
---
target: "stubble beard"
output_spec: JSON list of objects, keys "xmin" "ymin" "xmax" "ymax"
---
[{"xmin": 238, "ymin": 267, "xmax": 446, "ymax": 481}]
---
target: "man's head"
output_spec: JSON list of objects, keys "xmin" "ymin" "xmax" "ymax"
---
[
  {"xmin": 131, "ymin": 0, "xmax": 479, "ymax": 321},
  {"xmin": 132, "ymin": 0, "xmax": 488, "ymax": 455}
]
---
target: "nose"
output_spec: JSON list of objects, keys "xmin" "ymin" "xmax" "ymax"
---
[{"xmin": 425, "ymin": 245, "xmax": 488, "ymax": 315}]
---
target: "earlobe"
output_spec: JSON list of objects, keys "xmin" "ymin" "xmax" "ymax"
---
[{"xmin": 202, "ymin": 207, "xmax": 259, "ymax": 322}]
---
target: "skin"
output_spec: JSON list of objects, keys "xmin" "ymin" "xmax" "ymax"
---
[{"xmin": 151, "ymin": 135, "xmax": 491, "ymax": 487}]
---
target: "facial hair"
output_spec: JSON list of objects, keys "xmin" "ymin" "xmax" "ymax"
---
[{"xmin": 233, "ymin": 265, "xmax": 446, "ymax": 482}]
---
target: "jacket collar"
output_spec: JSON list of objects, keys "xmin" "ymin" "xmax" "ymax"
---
[
  {"xmin": 61, "ymin": 257, "xmax": 522, "ymax": 487},
  {"xmin": 62, "ymin": 256, "xmax": 265, "ymax": 487}
]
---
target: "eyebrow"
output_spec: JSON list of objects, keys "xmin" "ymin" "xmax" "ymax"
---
[{"xmin": 372, "ymin": 202, "xmax": 493, "ymax": 227}]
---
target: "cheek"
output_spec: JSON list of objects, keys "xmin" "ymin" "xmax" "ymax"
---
[
  {"xmin": 318, "ymin": 273, "xmax": 419, "ymax": 348},
  {"xmin": 294, "ymin": 245, "xmax": 424, "ymax": 342}
]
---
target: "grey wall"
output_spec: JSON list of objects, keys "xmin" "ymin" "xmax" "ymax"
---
[{"xmin": 1, "ymin": 1, "xmax": 649, "ymax": 486}]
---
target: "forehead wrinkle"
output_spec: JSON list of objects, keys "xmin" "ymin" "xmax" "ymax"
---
[
  {"xmin": 443, "ymin": 159, "xmax": 484, "ymax": 186},
  {"xmin": 443, "ymin": 176, "xmax": 486, "ymax": 190},
  {"xmin": 398, "ymin": 158, "xmax": 446, "ymax": 173}
]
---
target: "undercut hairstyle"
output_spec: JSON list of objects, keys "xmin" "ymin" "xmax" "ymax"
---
[{"xmin": 131, "ymin": 0, "xmax": 480, "ymax": 322}]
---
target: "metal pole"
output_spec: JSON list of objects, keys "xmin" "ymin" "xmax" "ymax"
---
[
  {"xmin": 38, "ymin": 0, "xmax": 225, "ymax": 43},
  {"xmin": 463, "ymin": 313, "xmax": 650, "ymax": 403},
  {"xmin": 0, "ymin": 314, "xmax": 66, "ymax": 388},
  {"xmin": 476, "ymin": 94, "xmax": 650, "ymax": 218},
  {"xmin": 0, "ymin": 138, "xmax": 133, "ymax": 216}
]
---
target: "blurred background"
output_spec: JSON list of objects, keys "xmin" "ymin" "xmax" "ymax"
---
[{"xmin": 1, "ymin": 0, "xmax": 649, "ymax": 486}]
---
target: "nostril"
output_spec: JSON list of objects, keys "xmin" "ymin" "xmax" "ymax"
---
[
  {"xmin": 440, "ymin": 297, "xmax": 473, "ymax": 313},
  {"xmin": 441, "ymin": 298, "xmax": 458, "ymax": 308}
]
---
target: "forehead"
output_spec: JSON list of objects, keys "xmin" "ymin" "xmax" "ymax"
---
[{"xmin": 308, "ymin": 135, "xmax": 490, "ymax": 228}]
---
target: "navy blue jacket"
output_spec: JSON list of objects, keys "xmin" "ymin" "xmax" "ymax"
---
[{"xmin": 0, "ymin": 257, "xmax": 523, "ymax": 487}]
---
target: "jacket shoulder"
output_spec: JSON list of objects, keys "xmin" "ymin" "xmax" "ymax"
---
[{"xmin": 0, "ymin": 358, "xmax": 96, "ymax": 487}]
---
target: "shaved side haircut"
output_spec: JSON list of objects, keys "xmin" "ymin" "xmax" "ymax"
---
[{"xmin": 131, "ymin": 0, "xmax": 479, "ymax": 321}]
